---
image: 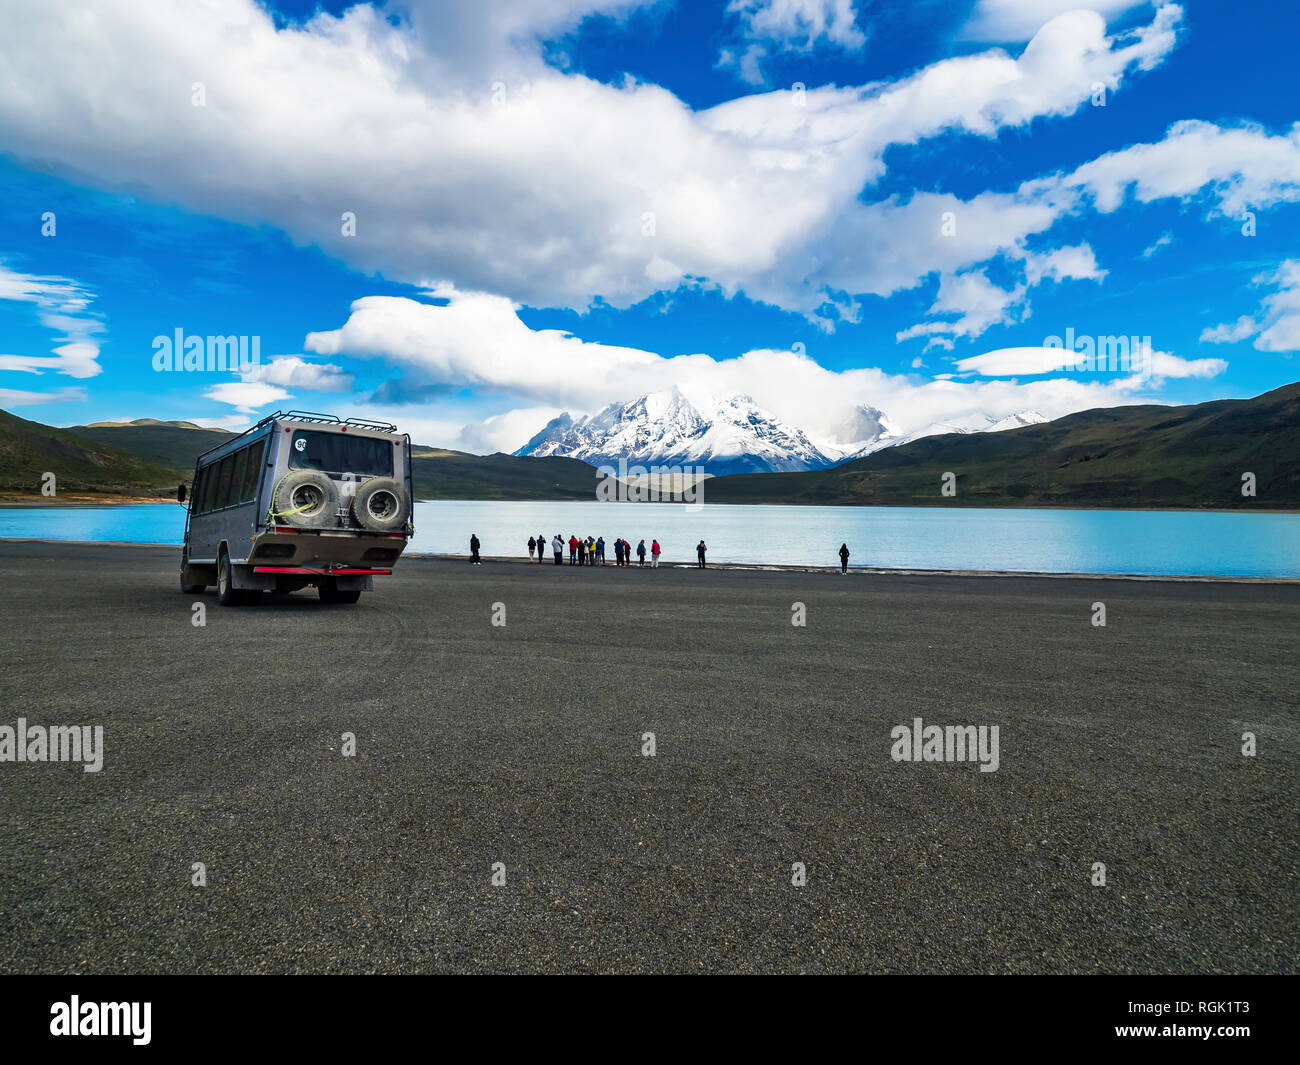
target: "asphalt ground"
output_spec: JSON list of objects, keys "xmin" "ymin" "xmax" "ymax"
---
[{"xmin": 0, "ymin": 540, "xmax": 1296, "ymax": 973}]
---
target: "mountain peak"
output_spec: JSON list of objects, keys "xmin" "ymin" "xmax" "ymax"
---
[{"xmin": 514, "ymin": 394, "xmax": 1059, "ymax": 474}]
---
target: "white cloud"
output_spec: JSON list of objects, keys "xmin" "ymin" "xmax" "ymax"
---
[
  {"xmin": 1067, "ymin": 119, "xmax": 1300, "ymax": 218},
  {"xmin": 0, "ymin": 0, "xmax": 1186, "ymax": 321},
  {"xmin": 0, "ymin": 264, "xmax": 104, "ymax": 379},
  {"xmin": 897, "ymin": 270, "xmax": 1026, "ymax": 344},
  {"xmin": 305, "ymin": 283, "xmax": 1180, "ymax": 449},
  {"xmin": 962, "ymin": 0, "xmax": 1152, "ymax": 42},
  {"xmin": 204, "ymin": 380, "xmax": 291, "ymax": 414},
  {"xmin": 457, "ymin": 406, "xmax": 566, "ymax": 454},
  {"xmin": 1196, "ymin": 261, "xmax": 1300, "ymax": 353},
  {"xmin": 1147, "ymin": 349, "xmax": 1228, "ymax": 378},
  {"xmin": 1141, "ymin": 231, "xmax": 1172, "ymax": 258},
  {"xmin": 727, "ymin": 0, "xmax": 866, "ymax": 51},
  {"xmin": 0, "ymin": 386, "xmax": 87, "ymax": 408},
  {"xmin": 715, "ymin": 43, "xmax": 769, "ymax": 88},
  {"xmin": 246, "ymin": 355, "xmax": 354, "ymax": 392},
  {"xmin": 1253, "ymin": 260, "xmax": 1300, "ymax": 353},
  {"xmin": 956, "ymin": 344, "xmax": 1226, "ymax": 380},
  {"xmin": 1022, "ymin": 243, "xmax": 1107, "ymax": 285},
  {"xmin": 1199, "ymin": 316, "xmax": 1258, "ymax": 344}
]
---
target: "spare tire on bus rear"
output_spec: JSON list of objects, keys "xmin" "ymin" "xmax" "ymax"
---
[
  {"xmin": 352, "ymin": 476, "xmax": 409, "ymax": 532},
  {"xmin": 270, "ymin": 470, "xmax": 339, "ymax": 528}
]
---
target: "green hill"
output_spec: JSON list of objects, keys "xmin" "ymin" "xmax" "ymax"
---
[
  {"xmin": 705, "ymin": 382, "xmax": 1300, "ymax": 508},
  {"xmin": 411, "ymin": 448, "xmax": 598, "ymax": 500},
  {"xmin": 67, "ymin": 420, "xmax": 234, "ymax": 472},
  {"xmin": 0, "ymin": 410, "xmax": 181, "ymax": 496}
]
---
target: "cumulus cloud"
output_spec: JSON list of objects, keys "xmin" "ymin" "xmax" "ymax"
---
[
  {"xmin": 962, "ymin": 0, "xmax": 1153, "ymax": 42},
  {"xmin": 1197, "ymin": 261, "xmax": 1300, "ymax": 353},
  {"xmin": 0, "ymin": 0, "xmax": 1186, "ymax": 322},
  {"xmin": 1022, "ymin": 243, "xmax": 1107, "ymax": 285},
  {"xmin": 1252, "ymin": 260, "xmax": 1300, "ymax": 353},
  {"xmin": 204, "ymin": 380, "xmax": 291, "ymax": 414},
  {"xmin": 246, "ymin": 355, "xmax": 354, "ymax": 392},
  {"xmin": 0, "ymin": 264, "xmax": 104, "ymax": 379},
  {"xmin": 896, "ymin": 270, "xmax": 1027, "ymax": 345},
  {"xmin": 306, "ymin": 283, "xmax": 1182, "ymax": 450},
  {"xmin": 1199, "ymin": 316, "xmax": 1259, "ymax": 344}
]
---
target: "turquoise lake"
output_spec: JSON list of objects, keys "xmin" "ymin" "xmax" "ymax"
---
[{"xmin": 1, "ymin": 501, "xmax": 1297, "ymax": 577}]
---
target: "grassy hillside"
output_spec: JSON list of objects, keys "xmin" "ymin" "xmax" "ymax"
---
[
  {"xmin": 411, "ymin": 448, "xmax": 598, "ymax": 500},
  {"xmin": 0, "ymin": 410, "xmax": 181, "ymax": 496},
  {"xmin": 68, "ymin": 420, "xmax": 233, "ymax": 472},
  {"xmin": 705, "ymin": 382, "xmax": 1300, "ymax": 508}
]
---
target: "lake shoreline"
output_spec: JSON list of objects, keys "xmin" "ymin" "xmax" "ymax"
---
[{"xmin": 3, "ymin": 537, "xmax": 1295, "ymax": 583}]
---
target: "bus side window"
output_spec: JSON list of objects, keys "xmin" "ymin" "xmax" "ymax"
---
[
  {"xmin": 197, "ymin": 464, "xmax": 215, "ymax": 514},
  {"xmin": 189, "ymin": 468, "xmax": 204, "ymax": 512},
  {"xmin": 213, "ymin": 456, "xmax": 235, "ymax": 511},
  {"xmin": 226, "ymin": 449, "xmax": 249, "ymax": 509},
  {"xmin": 240, "ymin": 439, "xmax": 265, "ymax": 503}
]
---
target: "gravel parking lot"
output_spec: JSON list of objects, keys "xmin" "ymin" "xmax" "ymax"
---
[{"xmin": 1, "ymin": 540, "xmax": 1296, "ymax": 973}]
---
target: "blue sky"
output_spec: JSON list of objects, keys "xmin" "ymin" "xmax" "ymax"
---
[{"xmin": 0, "ymin": 0, "xmax": 1297, "ymax": 451}]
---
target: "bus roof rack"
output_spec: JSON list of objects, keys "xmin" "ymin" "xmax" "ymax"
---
[
  {"xmin": 344, "ymin": 416, "xmax": 399, "ymax": 433},
  {"xmin": 252, "ymin": 410, "xmax": 398, "ymax": 433}
]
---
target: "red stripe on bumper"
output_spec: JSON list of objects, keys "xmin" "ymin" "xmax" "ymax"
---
[{"xmin": 253, "ymin": 566, "xmax": 392, "ymax": 575}]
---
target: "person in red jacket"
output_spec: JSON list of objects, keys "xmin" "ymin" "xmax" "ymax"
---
[
  {"xmin": 568, "ymin": 535, "xmax": 579, "ymax": 564},
  {"xmin": 651, "ymin": 539, "xmax": 661, "ymax": 568}
]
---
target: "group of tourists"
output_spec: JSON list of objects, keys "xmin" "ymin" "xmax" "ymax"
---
[
  {"xmin": 468, "ymin": 534, "xmax": 851, "ymax": 570},
  {"xmin": 524, "ymin": 534, "xmax": 677, "ymax": 567}
]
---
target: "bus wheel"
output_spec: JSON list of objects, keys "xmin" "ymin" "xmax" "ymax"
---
[
  {"xmin": 319, "ymin": 580, "xmax": 361, "ymax": 605},
  {"xmin": 217, "ymin": 549, "xmax": 257, "ymax": 606}
]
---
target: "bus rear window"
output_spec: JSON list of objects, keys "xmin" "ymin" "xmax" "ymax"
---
[{"xmin": 289, "ymin": 430, "xmax": 393, "ymax": 477}]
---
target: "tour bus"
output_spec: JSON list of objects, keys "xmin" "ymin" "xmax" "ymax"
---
[{"xmin": 178, "ymin": 411, "xmax": 414, "ymax": 605}]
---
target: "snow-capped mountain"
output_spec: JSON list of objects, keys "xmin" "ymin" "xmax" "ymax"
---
[
  {"xmin": 515, "ymin": 388, "xmax": 835, "ymax": 475},
  {"xmin": 515, "ymin": 389, "xmax": 1050, "ymax": 474}
]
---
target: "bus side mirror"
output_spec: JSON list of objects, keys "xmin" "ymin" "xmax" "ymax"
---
[{"xmin": 177, "ymin": 484, "xmax": 187, "ymax": 503}]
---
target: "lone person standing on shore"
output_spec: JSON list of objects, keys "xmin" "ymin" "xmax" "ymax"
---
[
  {"xmin": 839, "ymin": 542, "xmax": 850, "ymax": 574},
  {"xmin": 696, "ymin": 540, "xmax": 707, "ymax": 569},
  {"xmin": 470, "ymin": 533, "xmax": 481, "ymax": 565}
]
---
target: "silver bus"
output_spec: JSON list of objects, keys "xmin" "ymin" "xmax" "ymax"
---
[{"xmin": 178, "ymin": 411, "xmax": 414, "ymax": 605}]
